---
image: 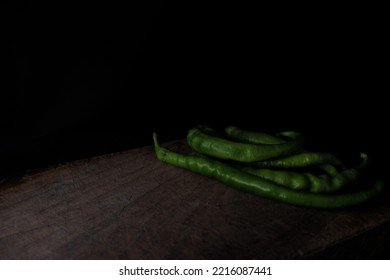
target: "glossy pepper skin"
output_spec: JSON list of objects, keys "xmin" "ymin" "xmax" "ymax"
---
[
  {"xmin": 224, "ymin": 126, "xmax": 343, "ymax": 174},
  {"xmin": 240, "ymin": 166, "xmax": 361, "ymax": 193},
  {"xmin": 225, "ymin": 125, "xmax": 285, "ymax": 144},
  {"xmin": 249, "ymin": 152, "xmax": 345, "ymax": 169},
  {"xmin": 154, "ymin": 133, "xmax": 384, "ymax": 209},
  {"xmin": 187, "ymin": 127, "xmax": 305, "ymax": 163}
]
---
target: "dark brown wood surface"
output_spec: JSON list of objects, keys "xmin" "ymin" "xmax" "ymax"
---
[{"xmin": 1, "ymin": 140, "xmax": 389, "ymax": 259}]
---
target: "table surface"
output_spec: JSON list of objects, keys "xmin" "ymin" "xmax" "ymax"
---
[{"xmin": 0, "ymin": 139, "xmax": 389, "ymax": 259}]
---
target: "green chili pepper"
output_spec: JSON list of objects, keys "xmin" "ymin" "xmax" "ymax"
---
[
  {"xmin": 154, "ymin": 133, "xmax": 383, "ymax": 209},
  {"xmin": 225, "ymin": 125, "xmax": 342, "ymax": 175},
  {"xmin": 249, "ymin": 151, "xmax": 345, "ymax": 169},
  {"xmin": 225, "ymin": 125, "xmax": 285, "ymax": 144},
  {"xmin": 238, "ymin": 153, "xmax": 368, "ymax": 193},
  {"xmin": 240, "ymin": 158, "xmax": 366, "ymax": 193},
  {"xmin": 187, "ymin": 127, "xmax": 305, "ymax": 163},
  {"xmin": 317, "ymin": 163, "xmax": 339, "ymax": 176}
]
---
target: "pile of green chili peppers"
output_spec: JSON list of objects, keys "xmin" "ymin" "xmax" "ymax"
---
[{"xmin": 153, "ymin": 126, "xmax": 384, "ymax": 209}]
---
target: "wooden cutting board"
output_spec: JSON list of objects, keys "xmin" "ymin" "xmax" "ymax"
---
[{"xmin": 0, "ymin": 139, "xmax": 389, "ymax": 259}]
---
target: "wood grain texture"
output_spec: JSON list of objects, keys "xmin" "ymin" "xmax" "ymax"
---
[{"xmin": 0, "ymin": 140, "xmax": 389, "ymax": 259}]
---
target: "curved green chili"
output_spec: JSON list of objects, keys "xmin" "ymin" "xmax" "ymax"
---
[
  {"xmin": 154, "ymin": 133, "xmax": 383, "ymax": 209},
  {"xmin": 225, "ymin": 126, "xmax": 342, "ymax": 175},
  {"xmin": 187, "ymin": 127, "xmax": 305, "ymax": 163},
  {"xmin": 225, "ymin": 125, "xmax": 285, "ymax": 144},
  {"xmin": 317, "ymin": 163, "xmax": 339, "ymax": 176},
  {"xmin": 249, "ymin": 151, "xmax": 345, "ymax": 169},
  {"xmin": 240, "ymin": 163, "xmax": 364, "ymax": 193}
]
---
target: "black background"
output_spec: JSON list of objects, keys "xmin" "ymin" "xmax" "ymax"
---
[{"xmin": 1, "ymin": 1, "xmax": 386, "ymax": 179}]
